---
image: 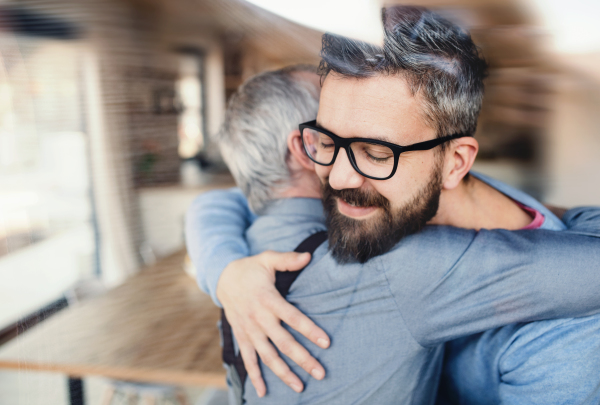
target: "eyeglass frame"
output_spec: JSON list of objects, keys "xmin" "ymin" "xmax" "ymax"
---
[{"xmin": 299, "ymin": 120, "xmax": 471, "ymax": 181}]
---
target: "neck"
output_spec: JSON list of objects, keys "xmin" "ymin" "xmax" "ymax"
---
[
  {"xmin": 277, "ymin": 170, "xmax": 322, "ymax": 200},
  {"xmin": 429, "ymin": 177, "xmax": 532, "ymax": 231},
  {"xmin": 279, "ymin": 187, "xmax": 321, "ymax": 200}
]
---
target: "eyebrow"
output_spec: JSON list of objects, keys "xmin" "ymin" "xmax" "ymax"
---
[{"xmin": 314, "ymin": 120, "xmax": 397, "ymax": 144}]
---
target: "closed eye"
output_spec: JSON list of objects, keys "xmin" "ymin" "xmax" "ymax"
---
[
  {"xmin": 358, "ymin": 143, "xmax": 394, "ymax": 164},
  {"xmin": 367, "ymin": 153, "xmax": 392, "ymax": 163}
]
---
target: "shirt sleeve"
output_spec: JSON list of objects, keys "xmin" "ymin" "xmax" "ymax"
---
[
  {"xmin": 395, "ymin": 206, "xmax": 600, "ymax": 347},
  {"xmin": 561, "ymin": 206, "xmax": 600, "ymax": 237},
  {"xmin": 184, "ymin": 187, "xmax": 256, "ymax": 306},
  {"xmin": 497, "ymin": 316, "xmax": 600, "ymax": 404},
  {"xmin": 437, "ymin": 316, "xmax": 600, "ymax": 405}
]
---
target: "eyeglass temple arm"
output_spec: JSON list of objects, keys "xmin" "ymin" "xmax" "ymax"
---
[{"xmin": 400, "ymin": 133, "xmax": 470, "ymax": 152}]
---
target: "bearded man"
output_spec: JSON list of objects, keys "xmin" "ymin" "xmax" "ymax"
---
[{"xmin": 187, "ymin": 7, "xmax": 600, "ymax": 405}]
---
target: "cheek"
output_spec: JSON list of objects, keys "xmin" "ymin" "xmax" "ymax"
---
[
  {"xmin": 372, "ymin": 179, "xmax": 404, "ymax": 208},
  {"xmin": 381, "ymin": 162, "xmax": 431, "ymax": 208},
  {"xmin": 397, "ymin": 151, "xmax": 438, "ymax": 181},
  {"xmin": 315, "ymin": 165, "xmax": 331, "ymax": 183}
]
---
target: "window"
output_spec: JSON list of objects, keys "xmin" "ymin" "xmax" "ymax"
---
[{"xmin": 0, "ymin": 33, "xmax": 97, "ymax": 329}]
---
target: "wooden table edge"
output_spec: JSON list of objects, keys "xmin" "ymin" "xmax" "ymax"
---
[{"xmin": 0, "ymin": 360, "xmax": 227, "ymax": 388}]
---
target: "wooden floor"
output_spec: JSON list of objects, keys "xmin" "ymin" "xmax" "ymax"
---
[{"xmin": 0, "ymin": 251, "xmax": 226, "ymax": 388}]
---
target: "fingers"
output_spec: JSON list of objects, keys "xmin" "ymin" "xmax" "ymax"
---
[
  {"xmin": 240, "ymin": 310, "xmax": 306, "ymax": 392},
  {"xmin": 250, "ymin": 331, "xmax": 305, "ymax": 393},
  {"xmin": 266, "ymin": 320, "xmax": 326, "ymax": 381},
  {"xmin": 237, "ymin": 331, "xmax": 267, "ymax": 398},
  {"xmin": 271, "ymin": 297, "xmax": 330, "ymax": 350},
  {"xmin": 217, "ymin": 250, "xmax": 330, "ymax": 396},
  {"xmin": 257, "ymin": 294, "xmax": 328, "ymax": 380},
  {"xmin": 260, "ymin": 251, "xmax": 311, "ymax": 272}
]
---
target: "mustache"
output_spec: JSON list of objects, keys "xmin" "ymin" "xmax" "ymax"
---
[{"xmin": 322, "ymin": 181, "xmax": 389, "ymax": 209}]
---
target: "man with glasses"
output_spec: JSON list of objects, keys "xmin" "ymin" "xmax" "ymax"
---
[
  {"xmin": 299, "ymin": 119, "xmax": 471, "ymax": 263},
  {"xmin": 187, "ymin": 7, "xmax": 600, "ymax": 405}
]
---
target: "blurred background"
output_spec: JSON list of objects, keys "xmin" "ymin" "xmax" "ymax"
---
[{"xmin": 0, "ymin": 0, "xmax": 599, "ymax": 403}]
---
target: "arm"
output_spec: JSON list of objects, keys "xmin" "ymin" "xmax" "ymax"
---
[
  {"xmin": 184, "ymin": 189, "xmax": 329, "ymax": 396},
  {"xmin": 185, "ymin": 187, "xmax": 255, "ymax": 306},
  {"xmin": 437, "ymin": 316, "xmax": 600, "ymax": 404},
  {"xmin": 497, "ymin": 316, "xmax": 600, "ymax": 405},
  {"xmin": 400, "ymin": 206, "xmax": 600, "ymax": 346},
  {"xmin": 561, "ymin": 205, "xmax": 600, "ymax": 237}
]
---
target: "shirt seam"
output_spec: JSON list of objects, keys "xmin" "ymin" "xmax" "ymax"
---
[
  {"xmin": 378, "ymin": 256, "xmax": 428, "ymax": 350},
  {"xmin": 395, "ymin": 231, "xmax": 479, "ymax": 347},
  {"xmin": 445, "ymin": 230, "xmax": 478, "ymax": 277}
]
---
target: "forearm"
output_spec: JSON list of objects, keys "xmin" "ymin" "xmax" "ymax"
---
[
  {"xmin": 408, "ymin": 207, "xmax": 600, "ymax": 345},
  {"xmin": 185, "ymin": 187, "xmax": 255, "ymax": 306}
]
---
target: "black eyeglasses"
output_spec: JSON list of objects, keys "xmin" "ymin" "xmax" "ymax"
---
[{"xmin": 299, "ymin": 120, "xmax": 470, "ymax": 180}]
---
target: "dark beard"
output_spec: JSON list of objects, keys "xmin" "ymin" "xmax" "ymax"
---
[{"xmin": 322, "ymin": 164, "xmax": 443, "ymax": 264}]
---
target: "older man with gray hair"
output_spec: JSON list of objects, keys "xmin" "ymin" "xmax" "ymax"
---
[{"xmin": 217, "ymin": 65, "xmax": 321, "ymax": 212}]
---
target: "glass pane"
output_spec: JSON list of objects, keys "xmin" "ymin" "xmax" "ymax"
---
[
  {"xmin": 350, "ymin": 141, "xmax": 395, "ymax": 178},
  {"xmin": 177, "ymin": 54, "xmax": 204, "ymax": 159},
  {"xmin": 0, "ymin": 35, "xmax": 97, "ymax": 329},
  {"xmin": 303, "ymin": 128, "xmax": 335, "ymax": 164}
]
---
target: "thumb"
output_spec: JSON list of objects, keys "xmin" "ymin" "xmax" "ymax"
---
[{"xmin": 261, "ymin": 251, "xmax": 311, "ymax": 272}]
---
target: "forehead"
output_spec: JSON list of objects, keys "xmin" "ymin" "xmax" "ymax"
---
[{"xmin": 317, "ymin": 73, "xmax": 434, "ymax": 144}]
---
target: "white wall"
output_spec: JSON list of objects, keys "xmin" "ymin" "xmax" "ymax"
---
[
  {"xmin": 546, "ymin": 64, "xmax": 600, "ymax": 206},
  {"xmin": 0, "ymin": 225, "xmax": 95, "ymax": 328},
  {"xmin": 138, "ymin": 175, "xmax": 235, "ymax": 259}
]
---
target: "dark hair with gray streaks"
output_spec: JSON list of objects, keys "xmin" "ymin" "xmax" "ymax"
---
[
  {"xmin": 215, "ymin": 65, "xmax": 320, "ymax": 212},
  {"xmin": 319, "ymin": 6, "xmax": 488, "ymax": 139}
]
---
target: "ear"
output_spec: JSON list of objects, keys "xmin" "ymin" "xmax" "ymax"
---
[
  {"xmin": 442, "ymin": 137, "xmax": 479, "ymax": 190},
  {"xmin": 287, "ymin": 129, "xmax": 315, "ymax": 171}
]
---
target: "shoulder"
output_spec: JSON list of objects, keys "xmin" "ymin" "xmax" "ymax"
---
[
  {"xmin": 380, "ymin": 226, "xmax": 477, "ymax": 294},
  {"xmin": 189, "ymin": 186, "xmax": 246, "ymax": 206},
  {"xmin": 187, "ymin": 187, "xmax": 252, "ymax": 220},
  {"xmin": 384, "ymin": 225, "xmax": 477, "ymax": 267}
]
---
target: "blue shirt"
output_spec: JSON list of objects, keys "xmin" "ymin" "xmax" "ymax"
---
[
  {"xmin": 185, "ymin": 173, "xmax": 600, "ymax": 404},
  {"xmin": 437, "ymin": 205, "xmax": 600, "ymax": 405}
]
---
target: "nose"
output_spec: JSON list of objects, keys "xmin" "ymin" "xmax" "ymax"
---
[{"xmin": 328, "ymin": 147, "xmax": 366, "ymax": 190}]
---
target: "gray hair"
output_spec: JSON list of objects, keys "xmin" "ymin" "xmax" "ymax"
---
[
  {"xmin": 215, "ymin": 65, "xmax": 320, "ymax": 212},
  {"xmin": 319, "ymin": 6, "xmax": 488, "ymax": 139}
]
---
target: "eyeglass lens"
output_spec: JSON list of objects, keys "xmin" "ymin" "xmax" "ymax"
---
[{"xmin": 302, "ymin": 128, "xmax": 395, "ymax": 179}]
